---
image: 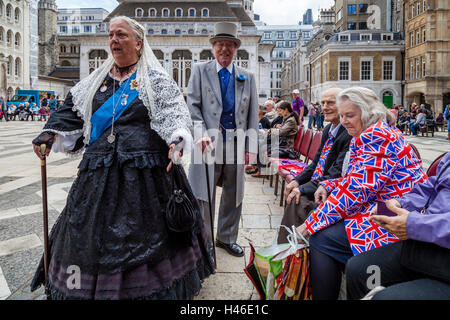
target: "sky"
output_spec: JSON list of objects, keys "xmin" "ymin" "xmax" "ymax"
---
[{"xmin": 55, "ymin": 0, "xmax": 336, "ymax": 25}]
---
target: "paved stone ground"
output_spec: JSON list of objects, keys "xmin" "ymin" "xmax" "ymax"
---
[{"xmin": 0, "ymin": 119, "xmax": 448, "ymax": 300}]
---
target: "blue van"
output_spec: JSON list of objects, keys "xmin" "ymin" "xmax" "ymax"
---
[{"xmin": 8, "ymin": 90, "xmax": 56, "ymax": 108}]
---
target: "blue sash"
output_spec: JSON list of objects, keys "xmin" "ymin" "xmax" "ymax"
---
[{"xmin": 89, "ymin": 72, "xmax": 139, "ymax": 145}]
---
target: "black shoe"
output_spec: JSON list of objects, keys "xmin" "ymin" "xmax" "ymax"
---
[{"xmin": 216, "ymin": 240, "xmax": 244, "ymax": 257}]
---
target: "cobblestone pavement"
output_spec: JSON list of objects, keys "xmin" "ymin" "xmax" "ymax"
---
[{"xmin": 0, "ymin": 120, "xmax": 448, "ymax": 300}]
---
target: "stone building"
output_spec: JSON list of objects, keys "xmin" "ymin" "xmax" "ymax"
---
[
  {"xmin": 404, "ymin": 0, "xmax": 450, "ymax": 113},
  {"xmin": 0, "ymin": 0, "xmax": 37, "ymax": 99},
  {"xmin": 38, "ymin": 0, "xmax": 59, "ymax": 76},
  {"xmin": 50, "ymin": 0, "xmax": 273, "ymax": 104}
]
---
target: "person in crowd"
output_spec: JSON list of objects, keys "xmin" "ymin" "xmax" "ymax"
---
[
  {"xmin": 22, "ymin": 102, "xmax": 33, "ymax": 121},
  {"xmin": 277, "ymin": 88, "xmax": 352, "ymax": 243},
  {"xmin": 307, "ymin": 102, "xmax": 317, "ymax": 129},
  {"xmin": 30, "ymin": 16, "xmax": 214, "ymax": 300},
  {"xmin": 258, "ymin": 104, "xmax": 265, "ymax": 121},
  {"xmin": 397, "ymin": 111, "xmax": 411, "ymax": 134},
  {"xmin": 444, "ymin": 104, "xmax": 450, "ymax": 140},
  {"xmin": 250, "ymin": 101, "xmax": 299, "ymax": 178},
  {"xmin": 259, "ymin": 100, "xmax": 278, "ymax": 129},
  {"xmin": 435, "ymin": 112, "xmax": 444, "ymax": 128},
  {"xmin": 409, "ymin": 108, "xmax": 427, "ymax": 136},
  {"xmin": 0, "ymin": 96, "xmax": 7, "ymax": 122},
  {"xmin": 274, "ymin": 95, "xmax": 281, "ymax": 104},
  {"xmin": 17, "ymin": 103, "xmax": 26, "ymax": 121},
  {"xmin": 316, "ymin": 102, "xmax": 324, "ymax": 131},
  {"xmin": 48, "ymin": 94, "xmax": 57, "ymax": 115},
  {"xmin": 390, "ymin": 105, "xmax": 399, "ymax": 123},
  {"xmin": 31, "ymin": 103, "xmax": 39, "ymax": 120},
  {"xmin": 7, "ymin": 103, "xmax": 17, "ymax": 121},
  {"xmin": 38, "ymin": 105, "xmax": 47, "ymax": 121},
  {"xmin": 295, "ymin": 87, "xmax": 427, "ymax": 300},
  {"xmin": 186, "ymin": 22, "xmax": 259, "ymax": 258},
  {"xmin": 292, "ymin": 89, "xmax": 304, "ymax": 125},
  {"xmin": 346, "ymin": 151, "xmax": 450, "ymax": 300}
]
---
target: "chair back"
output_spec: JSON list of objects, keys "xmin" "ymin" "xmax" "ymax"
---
[
  {"xmin": 427, "ymin": 152, "xmax": 447, "ymax": 177},
  {"xmin": 299, "ymin": 128, "xmax": 313, "ymax": 160},
  {"xmin": 410, "ymin": 143, "xmax": 421, "ymax": 160},
  {"xmin": 293, "ymin": 126, "xmax": 304, "ymax": 152},
  {"xmin": 307, "ymin": 131, "xmax": 323, "ymax": 162}
]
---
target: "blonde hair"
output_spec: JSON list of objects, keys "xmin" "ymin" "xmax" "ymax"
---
[
  {"xmin": 109, "ymin": 16, "xmax": 145, "ymax": 55},
  {"xmin": 337, "ymin": 87, "xmax": 396, "ymax": 129}
]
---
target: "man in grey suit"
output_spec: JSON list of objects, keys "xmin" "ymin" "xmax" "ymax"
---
[{"xmin": 186, "ymin": 22, "xmax": 259, "ymax": 257}]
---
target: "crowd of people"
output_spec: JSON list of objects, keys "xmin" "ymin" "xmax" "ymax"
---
[
  {"xmin": 28, "ymin": 17, "xmax": 448, "ymax": 301},
  {"xmin": 0, "ymin": 94, "xmax": 61, "ymax": 122}
]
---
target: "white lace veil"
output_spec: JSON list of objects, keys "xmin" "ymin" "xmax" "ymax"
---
[{"xmin": 69, "ymin": 16, "xmax": 171, "ymax": 146}]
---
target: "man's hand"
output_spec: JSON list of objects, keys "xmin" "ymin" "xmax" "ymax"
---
[
  {"xmin": 314, "ymin": 185, "xmax": 328, "ymax": 205},
  {"xmin": 284, "ymin": 180, "xmax": 300, "ymax": 204},
  {"xmin": 245, "ymin": 152, "xmax": 257, "ymax": 165},
  {"xmin": 296, "ymin": 223, "xmax": 309, "ymax": 243},
  {"xmin": 369, "ymin": 199, "xmax": 410, "ymax": 240},
  {"xmin": 195, "ymin": 136, "xmax": 213, "ymax": 154}
]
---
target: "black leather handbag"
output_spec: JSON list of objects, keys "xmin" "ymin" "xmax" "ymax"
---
[{"xmin": 165, "ymin": 164, "xmax": 202, "ymax": 233}]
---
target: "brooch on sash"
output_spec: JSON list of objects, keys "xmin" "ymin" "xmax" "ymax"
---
[{"xmin": 130, "ymin": 79, "xmax": 139, "ymax": 90}]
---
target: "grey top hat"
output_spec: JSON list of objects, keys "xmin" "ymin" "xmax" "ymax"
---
[{"xmin": 209, "ymin": 22, "xmax": 241, "ymax": 48}]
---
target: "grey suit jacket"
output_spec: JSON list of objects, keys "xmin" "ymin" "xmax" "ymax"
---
[{"xmin": 186, "ymin": 60, "xmax": 259, "ymax": 205}]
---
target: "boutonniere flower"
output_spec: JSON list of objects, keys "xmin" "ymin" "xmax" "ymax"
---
[
  {"xmin": 130, "ymin": 79, "xmax": 139, "ymax": 90},
  {"xmin": 237, "ymin": 74, "xmax": 247, "ymax": 82}
]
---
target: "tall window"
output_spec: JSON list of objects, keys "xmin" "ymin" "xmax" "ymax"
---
[
  {"xmin": 149, "ymin": 8, "xmax": 156, "ymax": 17},
  {"xmin": 14, "ymin": 58, "xmax": 20, "ymax": 76},
  {"xmin": 416, "ymin": 58, "xmax": 420, "ymax": 79},
  {"xmin": 14, "ymin": 32, "xmax": 20, "ymax": 46},
  {"xmin": 417, "ymin": 1, "xmax": 421, "ymax": 15},
  {"xmin": 202, "ymin": 9, "xmax": 209, "ymax": 17},
  {"xmin": 336, "ymin": 9, "xmax": 342, "ymax": 21},
  {"xmin": 14, "ymin": 7, "xmax": 20, "ymax": 21},
  {"xmin": 416, "ymin": 30, "xmax": 420, "ymax": 45},
  {"xmin": 383, "ymin": 60, "xmax": 394, "ymax": 80},
  {"xmin": 339, "ymin": 60, "xmax": 350, "ymax": 80},
  {"xmin": 290, "ymin": 31, "xmax": 297, "ymax": 39},
  {"xmin": 162, "ymin": 9, "xmax": 169, "ymax": 17},
  {"xmin": 361, "ymin": 59, "xmax": 372, "ymax": 80},
  {"xmin": 348, "ymin": 4, "xmax": 357, "ymax": 15},
  {"xmin": 422, "ymin": 56, "xmax": 426, "ymax": 77},
  {"xmin": 410, "ymin": 60, "xmax": 414, "ymax": 80},
  {"xmin": 422, "ymin": 27, "xmax": 426, "ymax": 42},
  {"xmin": 277, "ymin": 31, "xmax": 283, "ymax": 39},
  {"xmin": 264, "ymin": 32, "xmax": 271, "ymax": 39},
  {"xmin": 359, "ymin": 4, "xmax": 368, "ymax": 13},
  {"xmin": 410, "ymin": 32, "xmax": 414, "ymax": 47},
  {"xmin": 135, "ymin": 8, "xmax": 143, "ymax": 17},
  {"xmin": 423, "ymin": 0, "xmax": 426, "ymax": 11},
  {"xmin": 348, "ymin": 22, "xmax": 356, "ymax": 30},
  {"xmin": 189, "ymin": 8, "xmax": 195, "ymax": 17},
  {"xmin": 84, "ymin": 25, "xmax": 92, "ymax": 33},
  {"xmin": 175, "ymin": 9, "xmax": 182, "ymax": 17}
]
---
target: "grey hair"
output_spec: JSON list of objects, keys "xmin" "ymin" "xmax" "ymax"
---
[
  {"xmin": 337, "ymin": 87, "xmax": 396, "ymax": 129},
  {"xmin": 109, "ymin": 16, "xmax": 145, "ymax": 55},
  {"xmin": 265, "ymin": 100, "xmax": 275, "ymax": 107}
]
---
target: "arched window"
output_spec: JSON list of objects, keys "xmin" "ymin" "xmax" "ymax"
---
[
  {"xmin": 14, "ymin": 32, "xmax": 20, "ymax": 47},
  {"xmin": 7, "ymin": 87, "xmax": 14, "ymax": 99},
  {"xmin": 88, "ymin": 49, "xmax": 108, "ymax": 72},
  {"xmin": 202, "ymin": 8, "xmax": 209, "ymax": 17},
  {"xmin": 6, "ymin": 56, "xmax": 13, "ymax": 75},
  {"xmin": 175, "ymin": 29, "xmax": 181, "ymax": 35},
  {"xmin": 135, "ymin": 8, "xmax": 143, "ymax": 17},
  {"xmin": 0, "ymin": 1, "xmax": 4, "ymax": 17},
  {"xmin": 172, "ymin": 50, "xmax": 192, "ymax": 92},
  {"xmin": 236, "ymin": 50, "xmax": 249, "ymax": 69},
  {"xmin": 188, "ymin": 29, "xmax": 194, "ymax": 35},
  {"xmin": 60, "ymin": 45, "xmax": 66, "ymax": 53},
  {"xmin": 149, "ymin": 8, "xmax": 156, "ymax": 17},
  {"xmin": 0, "ymin": 27, "xmax": 4, "ymax": 42},
  {"xmin": 200, "ymin": 50, "xmax": 214, "ymax": 62},
  {"xmin": 162, "ymin": 8, "xmax": 169, "ymax": 17},
  {"xmin": 61, "ymin": 60, "xmax": 71, "ymax": 66},
  {"xmin": 201, "ymin": 29, "xmax": 208, "ymax": 35},
  {"xmin": 14, "ymin": 58, "xmax": 20, "ymax": 77},
  {"xmin": 175, "ymin": 8, "xmax": 182, "ymax": 17},
  {"xmin": 161, "ymin": 29, "xmax": 168, "ymax": 35},
  {"xmin": 70, "ymin": 44, "xmax": 77, "ymax": 53},
  {"xmin": 148, "ymin": 29, "xmax": 154, "ymax": 35},
  {"xmin": 6, "ymin": 30, "xmax": 12, "ymax": 44},
  {"xmin": 14, "ymin": 7, "xmax": 20, "ymax": 21},
  {"xmin": 188, "ymin": 8, "xmax": 195, "ymax": 17},
  {"xmin": 6, "ymin": 4, "xmax": 11, "ymax": 18}
]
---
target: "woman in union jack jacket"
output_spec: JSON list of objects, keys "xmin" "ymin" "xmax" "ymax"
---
[{"xmin": 296, "ymin": 87, "xmax": 427, "ymax": 300}]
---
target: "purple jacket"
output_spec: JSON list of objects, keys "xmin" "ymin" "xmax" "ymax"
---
[
  {"xmin": 292, "ymin": 97, "xmax": 304, "ymax": 119},
  {"xmin": 399, "ymin": 152, "xmax": 450, "ymax": 249}
]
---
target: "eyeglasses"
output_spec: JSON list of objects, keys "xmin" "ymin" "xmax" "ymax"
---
[{"xmin": 214, "ymin": 42, "xmax": 235, "ymax": 49}]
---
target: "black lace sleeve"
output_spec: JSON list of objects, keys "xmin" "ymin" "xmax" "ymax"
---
[{"xmin": 43, "ymin": 92, "xmax": 84, "ymax": 133}]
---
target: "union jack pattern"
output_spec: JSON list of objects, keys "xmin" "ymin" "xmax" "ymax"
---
[
  {"xmin": 311, "ymin": 133, "xmax": 334, "ymax": 180},
  {"xmin": 305, "ymin": 121, "xmax": 427, "ymax": 256}
]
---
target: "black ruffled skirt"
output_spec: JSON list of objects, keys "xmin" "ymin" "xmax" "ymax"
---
[{"xmin": 30, "ymin": 150, "xmax": 215, "ymax": 299}]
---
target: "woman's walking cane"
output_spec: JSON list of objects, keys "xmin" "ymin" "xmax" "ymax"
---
[
  {"xmin": 203, "ymin": 151, "xmax": 216, "ymax": 268},
  {"xmin": 39, "ymin": 144, "xmax": 50, "ymax": 287}
]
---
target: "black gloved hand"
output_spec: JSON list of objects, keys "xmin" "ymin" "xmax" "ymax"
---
[{"xmin": 32, "ymin": 131, "xmax": 56, "ymax": 150}]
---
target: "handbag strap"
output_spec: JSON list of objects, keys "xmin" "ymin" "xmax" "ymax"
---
[{"xmin": 421, "ymin": 160, "xmax": 450, "ymax": 214}]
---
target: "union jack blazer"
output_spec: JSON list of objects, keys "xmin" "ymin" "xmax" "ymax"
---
[{"xmin": 305, "ymin": 121, "xmax": 427, "ymax": 255}]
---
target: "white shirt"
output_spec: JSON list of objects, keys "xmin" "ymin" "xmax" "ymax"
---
[
  {"xmin": 216, "ymin": 61, "xmax": 234, "ymax": 74},
  {"xmin": 329, "ymin": 123, "xmax": 342, "ymax": 138}
]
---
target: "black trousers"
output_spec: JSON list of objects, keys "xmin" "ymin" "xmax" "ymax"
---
[{"xmin": 346, "ymin": 241, "xmax": 450, "ymax": 300}]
